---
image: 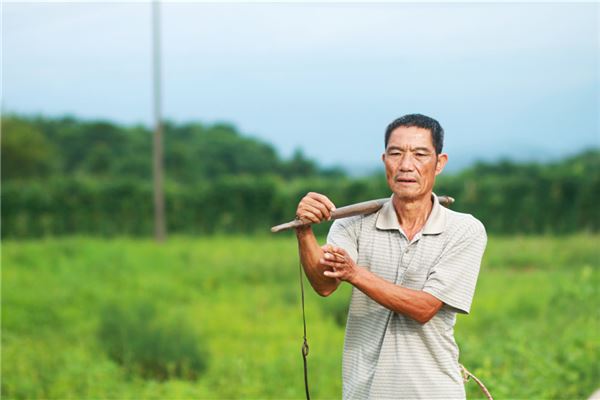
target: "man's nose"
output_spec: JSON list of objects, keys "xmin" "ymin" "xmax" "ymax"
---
[{"xmin": 399, "ymin": 154, "xmax": 415, "ymax": 171}]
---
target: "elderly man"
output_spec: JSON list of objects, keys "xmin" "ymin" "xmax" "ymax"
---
[{"xmin": 295, "ymin": 114, "xmax": 487, "ymax": 399}]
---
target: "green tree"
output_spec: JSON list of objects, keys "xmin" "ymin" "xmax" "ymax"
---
[{"xmin": 1, "ymin": 116, "xmax": 58, "ymax": 180}]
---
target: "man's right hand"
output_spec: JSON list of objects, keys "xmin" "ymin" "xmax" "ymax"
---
[
  {"xmin": 295, "ymin": 192, "xmax": 341, "ymax": 296},
  {"xmin": 295, "ymin": 192, "xmax": 337, "ymax": 225}
]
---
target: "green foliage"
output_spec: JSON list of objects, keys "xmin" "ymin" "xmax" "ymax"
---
[
  {"xmin": 434, "ymin": 150, "xmax": 600, "ymax": 234},
  {"xmin": 2, "ymin": 114, "xmax": 599, "ymax": 238},
  {"xmin": 2, "ymin": 235, "xmax": 598, "ymax": 399},
  {"xmin": 97, "ymin": 300, "xmax": 208, "ymax": 381},
  {"xmin": 1, "ymin": 114, "xmax": 325, "ymax": 183},
  {"xmin": 164, "ymin": 121, "xmax": 283, "ymax": 181},
  {"xmin": 1, "ymin": 116, "xmax": 59, "ymax": 179}
]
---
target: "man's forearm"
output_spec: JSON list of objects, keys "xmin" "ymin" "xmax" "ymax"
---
[
  {"xmin": 349, "ymin": 267, "xmax": 442, "ymax": 323},
  {"xmin": 296, "ymin": 227, "xmax": 340, "ymax": 296}
]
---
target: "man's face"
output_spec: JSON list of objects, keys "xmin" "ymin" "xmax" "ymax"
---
[{"xmin": 382, "ymin": 126, "xmax": 448, "ymax": 202}]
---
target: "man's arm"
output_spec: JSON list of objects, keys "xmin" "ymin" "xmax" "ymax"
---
[
  {"xmin": 296, "ymin": 226, "xmax": 341, "ymax": 296},
  {"xmin": 349, "ymin": 266, "xmax": 442, "ymax": 323},
  {"xmin": 295, "ymin": 192, "xmax": 341, "ymax": 297},
  {"xmin": 322, "ymin": 247, "xmax": 443, "ymax": 323}
]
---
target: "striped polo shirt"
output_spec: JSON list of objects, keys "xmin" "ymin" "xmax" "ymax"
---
[{"xmin": 327, "ymin": 193, "xmax": 487, "ymax": 399}]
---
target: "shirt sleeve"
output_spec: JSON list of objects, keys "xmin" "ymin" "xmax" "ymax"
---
[
  {"xmin": 326, "ymin": 216, "xmax": 360, "ymax": 263},
  {"xmin": 422, "ymin": 217, "xmax": 487, "ymax": 314}
]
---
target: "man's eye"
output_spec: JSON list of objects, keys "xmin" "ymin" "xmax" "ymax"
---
[{"xmin": 416, "ymin": 153, "xmax": 428, "ymax": 157}]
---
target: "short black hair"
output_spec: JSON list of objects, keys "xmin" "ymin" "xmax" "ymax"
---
[{"xmin": 384, "ymin": 114, "xmax": 444, "ymax": 154}]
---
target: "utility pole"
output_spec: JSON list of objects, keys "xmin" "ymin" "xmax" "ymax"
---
[{"xmin": 152, "ymin": 0, "xmax": 166, "ymax": 242}]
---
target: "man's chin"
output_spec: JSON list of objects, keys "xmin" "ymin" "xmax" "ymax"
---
[
  {"xmin": 392, "ymin": 192, "xmax": 419, "ymax": 202},
  {"xmin": 392, "ymin": 189, "xmax": 429, "ymax": 203}
]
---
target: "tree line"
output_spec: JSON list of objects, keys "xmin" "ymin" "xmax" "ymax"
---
[{"xmin": 2, "ymin": 114, "xmax": 598, "ymax": 238}]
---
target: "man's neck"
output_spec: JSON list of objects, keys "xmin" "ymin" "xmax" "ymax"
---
[{"xmin": 392, "ymin": 193, "xmax": 433, "ymax": 241}]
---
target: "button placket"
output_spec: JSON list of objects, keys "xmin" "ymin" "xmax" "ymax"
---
[
  {"xmin": 397, "ymin": 234, "xmax": 410, "ymax": 284},
  {"xmin": 403, "ymin": 240, "xmax": 420, "ymax": 271}
]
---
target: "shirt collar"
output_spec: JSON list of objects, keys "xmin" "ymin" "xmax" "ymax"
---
[{"xmin": 375, "ymin": 193, "xmax": 446, "ymax": 235}]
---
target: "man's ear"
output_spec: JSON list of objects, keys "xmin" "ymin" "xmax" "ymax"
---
[
  {"xmin": 435, "ymin": 153, "xmax": 448, "ymax": 176},
  {"xmin": 381, "ymin": 153, "xmax": 386, "ymax": 163}
]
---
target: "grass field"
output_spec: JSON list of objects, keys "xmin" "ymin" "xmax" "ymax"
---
[{"xmin": 2, "ymin": 234, "xmax": 599, "ymax": 399}]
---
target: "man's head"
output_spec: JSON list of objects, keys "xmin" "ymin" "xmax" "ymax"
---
[
  {"xmin": 385, "ymin": 114, "xmax": 444, "ymax": 154},
  {"xmin": 382, "ymin": 114, "xmax": 448, "ymax": 202}
]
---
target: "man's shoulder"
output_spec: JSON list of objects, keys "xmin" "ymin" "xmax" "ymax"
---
[
  {"xmin": 442, "ymin": 206, "xmax": 486, "ymax": 237},
  {"xmin": 329, "ymin": 208, "xmax": 380, "ymax": 236}
]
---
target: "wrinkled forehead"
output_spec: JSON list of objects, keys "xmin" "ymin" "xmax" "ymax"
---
[{"xmin": 387, "ymin": 126, "xmax": 435, "ymax": 150}]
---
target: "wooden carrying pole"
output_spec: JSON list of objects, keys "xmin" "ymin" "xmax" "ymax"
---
[{"xmin": 271, "ymin": 196, "xmax": 454, "ymax": 233}]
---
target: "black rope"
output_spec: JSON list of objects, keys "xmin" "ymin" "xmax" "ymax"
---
[{"xmin": 299, "ymin": 260, "xmax": 311, "ymax": 400}]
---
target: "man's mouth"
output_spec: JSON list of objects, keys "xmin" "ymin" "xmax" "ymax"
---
[{"xmin": 396, "ymin": 177, "xmax": 417, "ymax": 183}]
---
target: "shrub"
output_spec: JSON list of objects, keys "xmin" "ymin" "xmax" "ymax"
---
[{"xmin": 97, "ymin": 300, "xmax": 208, "ymax": 381}]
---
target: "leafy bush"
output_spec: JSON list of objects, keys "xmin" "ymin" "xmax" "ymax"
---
[{"xmin": 97, "ymin": 300, "xmax": 208, "ymax": 381}]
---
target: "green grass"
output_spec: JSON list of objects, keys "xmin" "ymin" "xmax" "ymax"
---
[{"xmin": 2, "ymin": 234, "xmax": 599, "ymax": 399}]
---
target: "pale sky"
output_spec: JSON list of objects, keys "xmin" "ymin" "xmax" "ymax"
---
[{"xmin": 2, "ymin": 2, "xmax": 599, "ymax": 172}]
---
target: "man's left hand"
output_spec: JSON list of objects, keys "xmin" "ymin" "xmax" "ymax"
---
[{"xmin": 320, "ymin": 245, "xmax": 360, "ymax": 283}]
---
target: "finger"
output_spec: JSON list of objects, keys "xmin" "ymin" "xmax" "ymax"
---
[
  {"xmin": 321, "ymin": 261, "xmax": 347, "ymax": 270},
  {"xmin": 304, "ymin": 197, "xmax": 332, "ymax": 220},
  {"xmin": 321, "ymin": 244, "xmax": 334, "ymax": 253},
  {"xmin": 298, "ymin": 198, "xmax": 329, "ymax": 221},
  {"xmin": 297, "ymin": 210, "xmax": 321, "ymax": 224},
  {"xmin": 323, "ymin": 252, "xmax": 345, "ymax": 263},
  {"xmin": 308, "ymin": 192, "xmax": 336, "ymax": 212},
  {"xmin": 323, "ymin": 270, "xmax": 343, "ymax": 278},
  {"xmin": 301, "ymin": 203, "xmax": 328, "ymax": 221},
  {"xmin": 331, "ymin": 246, "xmax": 349, "ymax": 258},
  {"xmin": 325, "ymin": 247, "xmax": 345, "ymax": 261},
  {"xmin": 297, "ymin": 193, "xmax": 331, "ymax": 221},
  {"xmin": 319, "ymin": 257, "xmax": 347, "ymax": 269},
  {"xmin": 303, "ymin": 194, "xmax": 334, "ymax": 220}
]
